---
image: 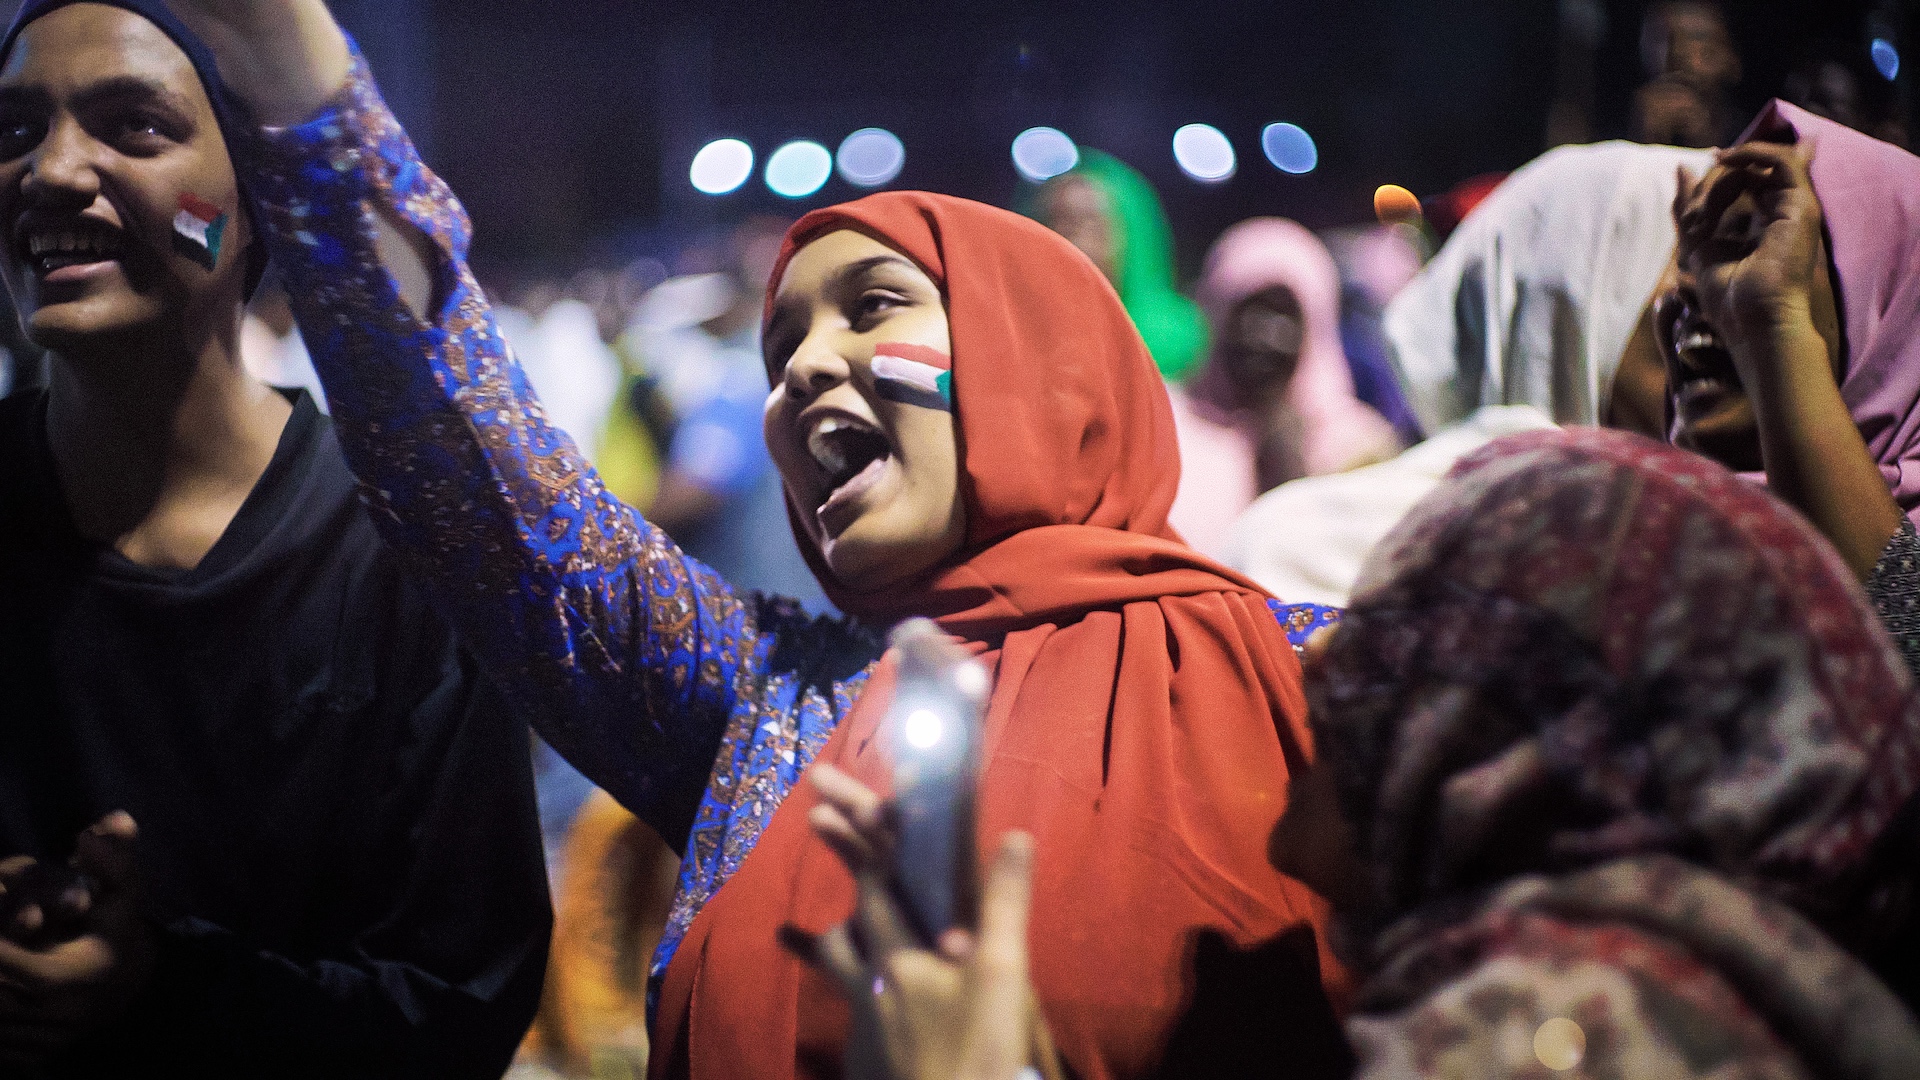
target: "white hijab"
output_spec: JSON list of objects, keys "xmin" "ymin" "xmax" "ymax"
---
[{"xmin": 1386, "ymin": 141, "xmax": 1714, "ymax": 432}]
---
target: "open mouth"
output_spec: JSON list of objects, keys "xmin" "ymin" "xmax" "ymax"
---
[
  {"xmin": 17, "ymin": 219, "xmax": 126, "ymax": 280},
  {"xmin": 804, "ymin": 411, "xmax": 894, "ymax": 528},
  {"xmin": 1669, "ymin": 310, "xmax": 1742, "ymax": 417}
]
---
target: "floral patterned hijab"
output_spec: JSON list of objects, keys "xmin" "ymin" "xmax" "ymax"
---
[{"xmin": 1313, "ymin": 427, "xmax": 1920, "ymax": 932}]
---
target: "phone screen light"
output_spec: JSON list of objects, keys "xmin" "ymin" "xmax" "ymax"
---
[{"xmin": 903, "ymin": 709, "xmax": 944, "ymax": 749}]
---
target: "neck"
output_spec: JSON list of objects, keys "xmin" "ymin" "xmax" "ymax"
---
[{"xmin": 43, "ymin": 311, "xmax": 292, "ymax": 569}]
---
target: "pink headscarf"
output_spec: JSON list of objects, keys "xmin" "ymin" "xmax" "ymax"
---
[
  {"xmin": 1745, "ymin": 101, "xmax": 1920, "ymax": 521},
  {"xmin": 1193, "ymin": 218, "xmax": 1401, "ymax": 479}
]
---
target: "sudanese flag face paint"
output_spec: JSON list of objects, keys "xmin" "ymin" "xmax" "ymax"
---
[
  {"xmin": 172, "ymin": 193, "xmax": 227, "ymax": 270},
  {"xmin": 871, "ymin": 342, "xmax": 953, "ymax": 412}
]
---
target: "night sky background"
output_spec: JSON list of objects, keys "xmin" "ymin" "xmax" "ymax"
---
[{"xmin": 9, "ymin": 1, "xmax": 1910, "ymax": 283}]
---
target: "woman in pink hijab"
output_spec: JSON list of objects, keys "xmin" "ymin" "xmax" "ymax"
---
[
  {"xmin": 1658, "ymin": 99, "xmax": 1920, "ymax": 674},
  {"xmin": 1168, "ymin": 219, "xmax": 1401, "ymax": 555}
]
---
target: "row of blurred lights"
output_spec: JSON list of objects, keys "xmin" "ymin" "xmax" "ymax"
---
[
  {"xmin": 690, "ymin": 128, "xmax": 908, "ymax": 197},
  {"xmin": 690, "ymin": 121, "xmax": 1320, "ymax": 197}
]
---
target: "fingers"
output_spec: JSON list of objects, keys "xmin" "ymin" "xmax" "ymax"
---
[
  {"xmin": 809, "ymin": 765, "xmax": 887, "ymax": 838},
  {"xmin": 1678, "ymin": 144, "xmax": 1814, "ymax": 250},
  {"xmin": 1714, "ymin": 139, "xmax": 1812, "ymax": 182},
  {"xmin": 808, "ymin": 803, "xmax": 880, "ymax": 876},
  {"xmin": 972, "ymin": 833, "xmax": 1034, "ymax": 991},
  {"xmin": 1672, "ymin": 164, "xmax": 1697, "ymax": 221},
  {"xmin": 853, "ymin": 868, "xmax": 917, "ymax": 962},
  {"xmin": 1678, "ymin": 162, "xmax": 1755, "ymax": 246},
  {"xmin": 957, "ymin": 832, "xmax": 1037, "ymax": 1080},
  {"xmin": 0, "ymin": 932, "xmax": 113, "ymax": 991},
  {"xmin": 807, "ymin": 764, "xmax": 896, "ymax": 880},
  {"xmin": 780, "ymin": 921, "xmax": 871, "ymax": 1002}
]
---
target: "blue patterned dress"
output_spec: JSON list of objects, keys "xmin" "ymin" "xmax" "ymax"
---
[{"xmin": 240, "ymin": 51, "xmax": 1339, "ymax": 982}]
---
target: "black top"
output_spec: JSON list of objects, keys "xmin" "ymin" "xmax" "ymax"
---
[{"xmin": 0, "ymin": 389, "xmax": 549, "ymax": 1077}]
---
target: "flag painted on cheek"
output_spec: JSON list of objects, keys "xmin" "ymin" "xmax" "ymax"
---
[
  {"xmin": 870, "ymin": 342, "xmax": 953, "ymax": 412},
  {"xmin": 172, "ymin": 193, "xmax": 227, "ymax": 270}
]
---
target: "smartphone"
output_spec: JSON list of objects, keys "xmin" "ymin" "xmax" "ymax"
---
[{"xmin": 881, "ymin": 617, "xmax": 990, "ymax": 946}]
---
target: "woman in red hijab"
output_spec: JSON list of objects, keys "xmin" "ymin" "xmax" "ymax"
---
[
  {"xmin": 257, "ymin": 85, "xmax": 1347, "ymax": 1072},
  {"xmin": 650, "ymin": 195, "xmax": 1347, "ymax": 1080}
]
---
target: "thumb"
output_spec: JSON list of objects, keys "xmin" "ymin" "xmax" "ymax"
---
[{"xmin": 73, "ymin": 812, "xmax": 139, "ymax": 893}]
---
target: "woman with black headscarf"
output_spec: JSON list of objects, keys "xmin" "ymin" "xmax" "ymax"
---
[{"xmin": 0, "ymin": 3, "xmax": 549, "ymax": 1074}]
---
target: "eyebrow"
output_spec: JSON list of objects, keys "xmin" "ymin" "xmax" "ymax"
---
[
  {"xmin": 0, "ymin": 74, "xmax": 194, "ymax": 117},
  {"xmin": 68, "ymin": 74, "xmax": 195, "ymax": 117},
  {"xmin": 829, "ymin": 253, "xmax": 921, "ymax": 287},
  {"xmin": 765, "ymin": 252, "xmax": 925, "ymax": 347}
]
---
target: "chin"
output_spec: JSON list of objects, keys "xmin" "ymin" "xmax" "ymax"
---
[
  {"xmin": 25, "ymin": 297, "xmax": 164, "ymax": 350},
  {"xmin": 820, "ymin": 521, "xmax": 957, "ymax": 596},
  {"xmin": 821, "ymin": 536, "xmax": 912, "ymax": 595}
]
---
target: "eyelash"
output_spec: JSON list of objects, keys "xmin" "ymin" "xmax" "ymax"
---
[
  {"xmin": 764, "ymin": 287, "xmax": 913, "ymax": 378},
  {"xmin": 852, "ymin": 290, "xmax": 905, "ymax": 326}
]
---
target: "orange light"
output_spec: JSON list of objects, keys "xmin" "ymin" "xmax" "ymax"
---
[{"xmin": 1373, "ymin": 184, "xmax": 1423, "ymax": 225}]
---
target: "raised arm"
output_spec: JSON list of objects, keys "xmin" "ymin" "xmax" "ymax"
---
[{"xmin": 172, "ymin": 1, "xmax": 765, "ymax": 843}]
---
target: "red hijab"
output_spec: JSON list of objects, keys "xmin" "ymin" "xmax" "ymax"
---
[{"xmin": 651, "ymin": 193, "xmax": 1344, "ymax": 1080}]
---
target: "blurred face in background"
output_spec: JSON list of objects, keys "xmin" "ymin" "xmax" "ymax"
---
[
  {"xmin": 1036, "ymin": 174, "xmax": 1118, "ymax": 284},
  {"xmin": 1220, "ymin": 285, "xmax": 1305, "ymax": 411},
  {"xmin": 1643, "ymin": 2, "xmax": 1740, "ymax": 93},
  {"xmin": 763, "ymin": 229, "xmax": 965, "ymax": 592},
  {"xmin": 0, "ymin": 5, "xmax": 251, "ymax": 357}
]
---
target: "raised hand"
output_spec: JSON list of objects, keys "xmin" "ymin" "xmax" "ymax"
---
[
  {"xmin": 784, "ymin": 763, "xmax": 1056, "ymax": 1080},
  {"xmin": 0, "ymin": 813, "xmax": 154, "ymax": 1070},
  {"xmin": 160, "ymin": 1, "xmax": 352, "ymax": 126},
  {"xmin": 1673, "ymin": 141, "xmax": 1827, "ymax": 373}
]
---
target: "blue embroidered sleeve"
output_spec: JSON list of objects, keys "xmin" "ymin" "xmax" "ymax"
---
[
  {"xmin": 235, "ymin": 48, "xmax": 879, "ymax": 876},
  {"xmin": 1269, "ymin": 598, "xmax": 1342, "ymax": 651}
]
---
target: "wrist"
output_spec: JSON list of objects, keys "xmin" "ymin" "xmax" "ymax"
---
[
  {"xmin": 1728, "ymin": 303, "xmax": 1832, "ymax": 397},
  {"xmin": 1725, "ymin": 295, "xmax": 1818, "ymax": 357}
]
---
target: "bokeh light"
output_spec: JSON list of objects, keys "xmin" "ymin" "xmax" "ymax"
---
[
  {"xmin": 1172, "ymin": 123, "xmax": 1237, "ymax": 182},
  {"xmin": 1533, "ymin": 1018, "xmax": 1585, "ymax": 1072},
  {"xmin": 1872, "ymin": 38, "xmax": 1900, "ymax": 81},
  {"xmin": 1261, "ymin": 122, "xmax": 1318, "ymax": 174},
  {"xmin": 837, "ymin": 128, "xmax": 906, "ymax": 187},
  {"xmin": 765, "ymin": 140, "xmax": 834, "ymax": 198},
  {"xmin": 689, "ymin": 138, "xmax": 754, "ymax": 195},
  {"xmin": 1011, "ymin": 127, "xmax": 1079, "ymax": 183},
  {"xmin": 904, "ymin": 709, "xmax": 943, "ymax": 749},
  {"xmin": 1373, "ymin": 184, "xmax": 1423, "ymax": 225}
]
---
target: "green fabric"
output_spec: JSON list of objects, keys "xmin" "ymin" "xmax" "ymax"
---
[{"xmin": 1022, "ymin": 149, "xmax": 1209, "ymax": 382}]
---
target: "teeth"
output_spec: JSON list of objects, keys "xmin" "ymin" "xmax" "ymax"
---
[
  {"xmin": 808, "ymin": 417, "xmax": 849, "ymax": 474},
  {"xmin": 1678, "ymin": 330, "xmax": 1719, "ymax": 352},
  {"xmin": 24, "ymin": 227, "xmax": 117, "ymax": 261}
]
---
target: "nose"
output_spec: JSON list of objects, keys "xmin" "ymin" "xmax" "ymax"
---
[
  {"xmin": 19, "ymin": 117, "xmax": 100, "ymax": 210},
  {"xmin": 781, "ymin": 326, "xmax": 854, "ymax": 404}
]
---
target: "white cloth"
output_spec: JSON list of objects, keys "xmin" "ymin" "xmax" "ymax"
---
[
  {"xmin": 1166, "ymin": 385, "xmax": 1258, "ymax": 559},
  {"xmin": 500, "ymin": 299, "xmax": 622, "ymax": 463},
  {"xmin": 1224, "ymin": 405, "xmax": 1557, "ymax": 606},
  {"xmin": 241, "ymin": 313, "xmax": 327, "ymax": 411},
  {"xmin": 1385, "ymin": 141, "xmax": 1713, "ymax": 434}
]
